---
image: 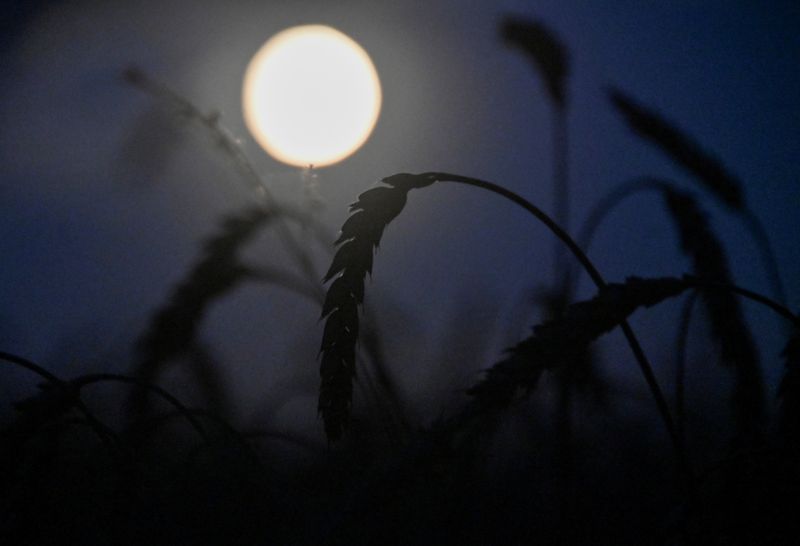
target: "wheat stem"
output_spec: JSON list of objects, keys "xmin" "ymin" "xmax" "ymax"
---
[
  {"xmin": 742, "ymin": 211, "xmax": 788, "ymax": 307},
  {"xmin": 577, "ymin": 177, "xmax": 670, "ymax": 252},
  {"xmin": 0, "ymin": 350, "xmax": 61, "ymax": 383},
  {"xmin": 431, "ymin": 173, "xmax": 605, "ymax": 285},
  {"xmin": 76, "ymin": 373, "xmax": 207, "ymax": 440},
  {"xmin": 682, "ymin": 276, "xmax": 798, "ymax": 325},
  {"xmin": 553, "ymin": 110, "xmax": 570, "ymax": 280},
  {"xmin": 675, "ymin": 291, "xmax": 699, "ymax": 453}
]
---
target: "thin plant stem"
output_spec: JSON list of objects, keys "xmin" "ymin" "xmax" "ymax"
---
[
  {"xmin": 672, "ymin": 280, "xmax": 796, "ymax": 462},
  {"xmin": 133, "ymin": 408, "xmax": 263, "ymax": 467},
  {"xmin": 551, "ymin": 110, "xmax": 575, "ymax": 535},
  {"xmin": 682, "ymin": 276, "xmax": 798, "ymax": 325},
  {"xmin": 577, "ymin": 177, "xmax": 670, "ymax": 254},
  {"xmin": 675, "ymin": 291, "xmax": 699, "ymax": 452},
  {"xmin": 573, "ymin": 177, "xmax": 670, "ymax": 293},
  {"xmin": 742, "ymin": 211, "xmax": 788, "ymax": 307},
  {"xmin": 75, "ymin": 373, "xmax": 207, "ymax": 440},
  {"xmin": 553, "ymin": 110, "xmax": 570, "ymax": 283},
  {"xmin": 425, "ymin": 172, "xmax": 692, "ymax": 485},
  {"xmin": 0, "ymin": 350, "xmax": 61, "ymax": 383}
]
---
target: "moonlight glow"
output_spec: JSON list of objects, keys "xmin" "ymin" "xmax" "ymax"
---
[{"xmin": 242, "ymin": 25, "xmax": 382, "ymax": 168}]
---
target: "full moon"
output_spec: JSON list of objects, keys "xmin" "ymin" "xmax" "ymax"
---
[{"xmin": 242, "ymin": 25, "xmax": 382, "ymax": 168}]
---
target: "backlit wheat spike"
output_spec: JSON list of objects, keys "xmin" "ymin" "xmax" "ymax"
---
[
  {"xmin": 663, "ymin": 189, "xmax": 765, "ymax": 441},
  {"xmin": 468, "ymin": 276, "xmax": 688, "ymax": 407},
  {"xmin": 319, "ymin": 173, "xmax": 436, "ymax": 441},
  {"xmin": 503, "ymin": 17, "xmax": 569, "ymax": 110},
  {"xmin": 610, "ymin": 89, "xmax": 744, "ymax": 210}
]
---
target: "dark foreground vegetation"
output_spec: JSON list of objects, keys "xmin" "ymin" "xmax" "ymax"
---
[{"xmin": 2, "ymin": 16, "xmax": 798, "ymax": 546}]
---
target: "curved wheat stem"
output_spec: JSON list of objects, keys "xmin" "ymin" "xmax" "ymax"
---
[
  {"xmin": 681, "ymin": 276, "xmax": 797, "ymax": 325},
  {"xmin": 575, "ymin": 178, "xmax": 669, "ymax": 265},
  {"xmin": 675, "ymin": 291, "xmax": 699, "ymax": 451},
  {"xmin": 666, "ymin": 191, "xmax": 765, "ymax": 442},
  {"xmin": 319, "ymin": 172, "xmax": 689, "ymax": 482},
  {"xmin": 76, "ymin": 373, "xmax": 207, "ymax": 440},
  {"xmin": 742, "ymin": 211, "xmax": 788, "ymax": 307}
]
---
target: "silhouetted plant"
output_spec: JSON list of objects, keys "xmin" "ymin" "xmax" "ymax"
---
[
  {"xmin": 123, "ymin": 67, "xmax": 407, "ymax": 443},
  {"xmin": 318, "ymin": 172, "xmax": 687, "ymax": 482},
  {"xmin": 1, "ymin": 351, "xmax": 206, "ymax": 441},
  {"xmin": 504, "ymin": 20, "xmax": 580, "ymax": 525},
  {"xmin": 1, "ymin": 13, "xmax": 797, "ymax": 546},
  {"xmin": 504, "ymin": 16, "xmax": 571, "ymax": 266},
  {"xmin": 466, "ymin": 276, "xmax": 689, "ymax": 408},
  {"xmin": 576, "ymin": 176, "xmax": 771, "ymax": 444},
  {"xmin": 674, "ymin": 290, "xmax": 699, "ymax": 447},
  {"xmin": 319, "ymin": 173, "xmax": 436, "ymax": 440},
  {"xmin": 609, "ymin": 88, "xmax": 787, "ymax": 306},
  {"xmin": 609, "ymin": 89, "xmax": 743, "ymax": 209},
  {"xmin": 664, "ymin": 188, "xmax": 765, "ymax": 443},
  {"xmin": 129, "ymin": 206, "xmax": 317, "ymax": 419}
]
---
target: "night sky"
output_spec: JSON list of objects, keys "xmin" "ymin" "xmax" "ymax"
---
[{"xmin": 1, "ymin": 0, "xmax": 798, "ymax": 439}]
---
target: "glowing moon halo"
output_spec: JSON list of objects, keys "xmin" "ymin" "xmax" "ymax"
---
[{"xmin": 242, "ymin": 25, "xmax": 382, "ymax": 168}]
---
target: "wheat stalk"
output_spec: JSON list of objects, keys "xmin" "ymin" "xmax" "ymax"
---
[
  {"xmin": 503, "ymin": 18, "xmax": 578, "ymax": 513},
  {"xmin": 609, "ymin": 89, "xmax": 786, "ymax": 306},
  {"xmin": 664, "ymin": 189, "xmax": 765, "ymax": 443},
  {"xmin": 674, "ymin": 291, "xmax": 699, "ymax": 449},
  {"xmin": 319, "ymin": 172, "xmax": 685, "ymax": 483},
  {"xmin": 503, "ymin": 16, "xmax": 571, "ymax": 274}
]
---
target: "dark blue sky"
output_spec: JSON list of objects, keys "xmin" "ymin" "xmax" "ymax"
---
[{"xmin": 1, "ymin": 1, "xmax": 798, "ymax": 434}]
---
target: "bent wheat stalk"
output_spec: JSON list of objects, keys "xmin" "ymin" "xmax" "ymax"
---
[{"xmin": 319, "ymin": 172, "xmax": 692, "ymax": 481}]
